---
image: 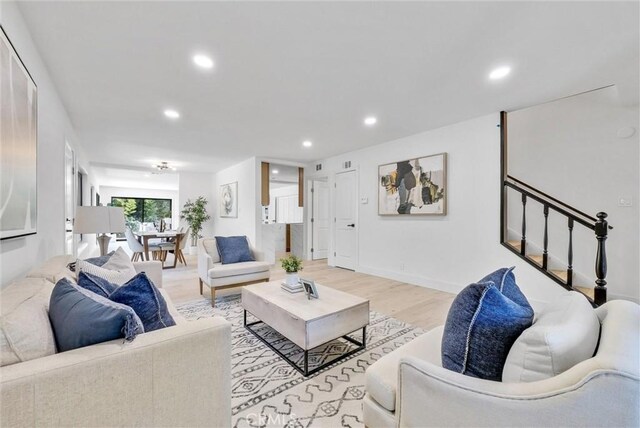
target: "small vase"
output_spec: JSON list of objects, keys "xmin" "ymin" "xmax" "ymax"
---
[{"xmin": 285, "ymin": 272, "xmax": 299, "ymax": 286}]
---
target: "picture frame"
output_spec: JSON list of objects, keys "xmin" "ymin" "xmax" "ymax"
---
[
  {"xmin": 378, "ymin": 152, "xmax": 447, "ymax": 216},
  {"xmin": 219, "ymin": 181, "xmax": 238, "ymax": 218},
  {"xmin": 300, "ymin": 278, "xmax": 319, "ymax": 299},
  {"xmin": 1, "ymin": 25, "xmax": 38, "ymax": 240}
]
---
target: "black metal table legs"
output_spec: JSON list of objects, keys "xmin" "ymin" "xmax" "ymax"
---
[{"xmin": 243, "ymin": 309, "xmax": 367, "ymax": 377}]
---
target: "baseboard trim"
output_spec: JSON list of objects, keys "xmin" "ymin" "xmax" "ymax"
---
[
  {"xmin": 356, "ymin": 264, "xmax": 548, "ymax": 310},
  {"xmin": 357, "ymin": 265, "xmax": 462, "ymax": 295}
]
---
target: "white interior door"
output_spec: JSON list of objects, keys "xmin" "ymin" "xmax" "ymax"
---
[
  {"xmin": 312, "ymin": 180, "xmax": 329, "ymax": 260},
  {"xmin": 334, "ymin": 170, "xmax": 357, "ymax": 269},
  {"xmin": 64, "ymin": 143, "xmax": 75, "ymax": 256}
]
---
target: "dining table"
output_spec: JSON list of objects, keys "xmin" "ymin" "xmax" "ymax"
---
[{"xmin": 134, "ymin": 230, "xmax": 183, "ymax": 268}]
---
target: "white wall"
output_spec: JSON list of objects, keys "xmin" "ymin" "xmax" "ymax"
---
[
  {"xmin": 178, "ymin": 172, "xmax": 215, "ymax": 244},
  {"xmin": 212, "ymin": 158, "xmax": 260, "ymax": 246},
  {"xmin": 508, "ymin": 86, "xmax": 639, "ymax": 302},
  {"xmin": 0, "ymin": 1, "xmax": 97, "ymax": 286},
  {"xmin": 98, "ymin": 186, "xmax": 180, "ymax": 225},
  {"xmin": 306, "ymin": 114, "xmax": 569, "ymax": 307}
]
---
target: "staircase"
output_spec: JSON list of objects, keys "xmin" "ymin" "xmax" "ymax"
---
[
  {"xmin": 499, "ymin": 112, "xmax": 610, "ymax": 306},
  {"xmin": 501, "ymin": 175, "xmax": 611, "ymax": 306}
]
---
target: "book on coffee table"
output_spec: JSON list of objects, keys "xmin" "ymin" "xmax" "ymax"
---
[{"xmin": 281, "ymin": 281, "xmax": 304, "ymax": 293}]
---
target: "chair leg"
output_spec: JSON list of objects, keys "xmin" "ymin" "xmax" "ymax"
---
[
  {"xmin": 199, "ymin": 278, "xmax": 203, "ymax": 295},
  {"xmin": 211, "ymin": 288, "xmax": 216, "ymax": 307}
]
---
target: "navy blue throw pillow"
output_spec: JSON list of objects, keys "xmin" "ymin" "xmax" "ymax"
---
[
  {"xmin": 77, "ymin": 271, "xmax": 118, "ymax": 298},
  {"xmin": 109, "ymin": 272, "xmax": 176, "ymax": 332},
  {"xmin": 441, "ymin": 269, "xmax": 534, "ymax": 381},
  {"xmin": 48, "ymin": 278, "xmax": 144, "ymax": 352},
  {"xmin": 478, "ymin": 266, "xmax": 531, "ymax": 310},
  {"xmin": 215, "ymin": 236, "xmax": 255, "ymax": 264}
]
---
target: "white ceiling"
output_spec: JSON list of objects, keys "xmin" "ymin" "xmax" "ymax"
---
[
  {"xmin": 93, "ymin": 165, "xmax": 179, "ymax": 191},
  {"xmin": 18, "ymin": 1, "xmax": 639, "ymax": 173}
]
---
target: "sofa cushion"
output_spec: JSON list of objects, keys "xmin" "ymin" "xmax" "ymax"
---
[
  {"xmin": 109, "ymin": 273, "xmax": 176, "ymax": 332},
  {"xmin": 208, "ymin": 261, "xmax": 270, "ymax": 279},
  {"xmin": 0, "ymin": 278, "xmax": 56, "ymax": 366},
  {"xmin": 215, "ymin": 236, "xmax": 255, "ymax": 264},
  {"xmin": 27, "ymin": 255, "xmax": 76, "ymax": 283},
  {"xmin": 441, "ymin": 274, "xmax": 534, "ymax": 381},
  {"xmin": 502, "ymin": 291, "xmax": 600, "ymax": 382},
  {"xmin": 48, "ymin": 278, "xmax": 144, "ymax": 352},
  {"xmin": 366, "ymin": 326, "xmax": 443, "ymax": 412},
  {"xmin": 77, "ymin": 271, "xmax": 118, "ymax": 298}
]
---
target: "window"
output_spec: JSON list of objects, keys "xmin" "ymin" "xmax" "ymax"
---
[{"xmin": 110, "ymin": 197, "xmax": 172, "ymax": 235}]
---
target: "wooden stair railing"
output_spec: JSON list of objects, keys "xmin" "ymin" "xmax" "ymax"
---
[{"xmin": 502, "ymin": 175, "xmax": 612, "ymax": 306}]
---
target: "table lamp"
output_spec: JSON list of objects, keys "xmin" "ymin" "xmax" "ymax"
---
[{"xmin": 74, "ymin": 206, "xmax": 126, "ymax": 256}]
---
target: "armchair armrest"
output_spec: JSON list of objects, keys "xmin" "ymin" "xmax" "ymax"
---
[
  {"xmin": 396, "ymin": 356, "xmax": 638, "ymax": 427},
  {"xmin": 198, "ymin": 246, "xmax": 214, "ymax": 284},
  {"xmin": 1, "ymin": 318, "xmax": 231, "ymax": 427},
  {"xmin": 133, "ymin": 260, "xmax": 163, "ymax": 288},
  {"xmin": 252, "ymin": 247, "xmax": 265, "ymax": 262}
]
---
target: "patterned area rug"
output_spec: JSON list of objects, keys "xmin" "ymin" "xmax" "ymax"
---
[{"xmin": 176, "ymin": 295, "xmax": 425, "ymax": 428}]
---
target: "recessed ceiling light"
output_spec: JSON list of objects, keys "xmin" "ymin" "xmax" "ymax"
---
[
  {"xmin": 272, "ymin": 169, "xmax": 279, "ymax": 174},
  {"xmin": 302, "ymin": 140, "xmax": 313, "ymax": 147},
  {"xmin": 193, "ymin": 54, "xmax": 214, "ymax": 69},
  {"xmin": 489, "ymin": 66, "xmax": 511, "ymax": 80},
  {"xmin": 364, "ymin": 116, "xmax": 377, "ymax": 126},
  {"xmin": 163, "ymin": 109, "xmax": 180, "ymax": 119}
]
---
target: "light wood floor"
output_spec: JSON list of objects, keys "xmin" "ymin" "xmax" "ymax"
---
[{"xmin": 162, "ymin": 253, "xmax": 455, "ymax": 331}]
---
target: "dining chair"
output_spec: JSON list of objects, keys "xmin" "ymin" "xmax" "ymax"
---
[
  {"xmin": 125, "ymin": 228, "xmax": 162, "ymax": 261},
  {"xmin": 159, "ymin": 228, "xmax": 189, "ymax": 267}
]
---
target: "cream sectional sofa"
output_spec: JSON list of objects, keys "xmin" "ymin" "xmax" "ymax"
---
[{"xmin": 0, "ymin": 255, "xmax": 231, "ymax": 427}]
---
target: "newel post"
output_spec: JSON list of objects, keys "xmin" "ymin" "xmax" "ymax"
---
[{"xmin": 594, "ymin": 212, "xmax": 608, "ymax": 305}]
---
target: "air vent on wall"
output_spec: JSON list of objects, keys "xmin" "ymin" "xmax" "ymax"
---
[
  {"xmin": 343, "ymin": 161, "xmax": 352, "ymax": 169},
  {"xmin": 315, "ymin": 163, "xmax": 323, "ymax": 171}
]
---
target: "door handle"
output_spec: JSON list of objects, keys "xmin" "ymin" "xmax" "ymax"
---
[{"xmin": 347, "ymin": 224, "xmax": 355, "ymax": 227}]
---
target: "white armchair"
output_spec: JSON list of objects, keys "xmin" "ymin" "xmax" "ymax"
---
[
  {"xmin": 364, "ymin": 299, "xmax": 640, "ymax": 427},
  {"xmin": 198, "ymin": 237, "xmax": 271, "ymax": 307}
]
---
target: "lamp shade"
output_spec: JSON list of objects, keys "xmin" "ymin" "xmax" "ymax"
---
[{"xmin": 74, "ymin": 206, "xmax": 126, "ymax": 234}]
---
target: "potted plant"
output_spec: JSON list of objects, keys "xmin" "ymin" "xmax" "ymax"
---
[
  {"xmin": 281, "ymin": 255, "xmax": 303, "ymax": 286},
  {"xmin": 180, "ymin": 196, "xmax": 211, "ymax": 254}
]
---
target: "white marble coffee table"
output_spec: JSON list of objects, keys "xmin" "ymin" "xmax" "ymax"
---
[{"xmin": 242, "ymin": 280, "xmax": 370, "ymax": 376}]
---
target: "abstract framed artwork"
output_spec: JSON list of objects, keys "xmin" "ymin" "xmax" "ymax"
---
[
  {"xmin": 220, "ymin": 182, "xmax": 238, "ymax": 218},
  {"xmin": 1, "ymin": 26, "xmax": 38, "ymax": 240},
  {"xmin": 378, "ymin": 152, "xmax": 447, "ymax": 216}
]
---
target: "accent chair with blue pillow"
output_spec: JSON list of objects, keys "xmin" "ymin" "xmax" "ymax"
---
[
  {"xmin": 363, "ymin": 267, "xmax": 640, "ymax": 428},
  {"xmin": 198, "ymin": 236, "xmax": 270, "ymax": 307}
]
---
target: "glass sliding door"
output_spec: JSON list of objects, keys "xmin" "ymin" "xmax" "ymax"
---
[{"xmin": 110, "ymin": 197, "xmax": 172, "ymax": 237}]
